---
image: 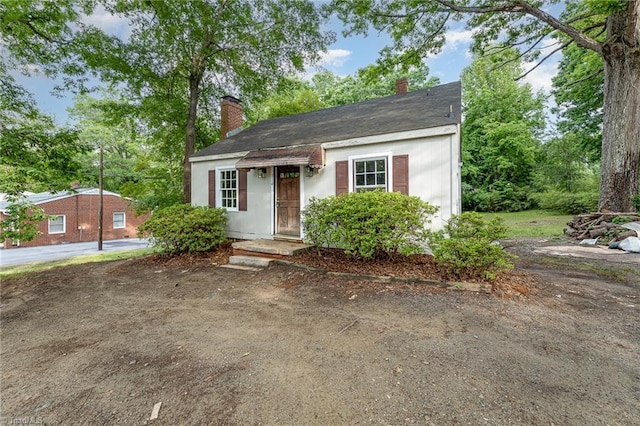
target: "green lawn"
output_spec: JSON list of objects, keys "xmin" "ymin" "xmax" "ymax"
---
[
  {"xmin": 0, "ymin": 248, "xmax": 154, "ymax": 279},
  {"xmin": 478, "ymin": 209, "xmax": 574, "ymax": 238}
]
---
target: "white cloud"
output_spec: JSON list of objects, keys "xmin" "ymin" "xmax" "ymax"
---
[
  {"xmin": 522, "ymin": 60, "xmax": 559, "ymax": 94},
  {"xmin": 299, "ymin": 48, "xmax": 352, "ymax": 81},
  {"xmin": 442, "ymin": 28, "xmax": 474, "ymax": 52},
  {"xmin": 80, "ymin": 4, "xmax": 130, "ymax": 39},
  {"xmin": 316, "ymin": 49, "xmax": 352, "ymax": 68}
]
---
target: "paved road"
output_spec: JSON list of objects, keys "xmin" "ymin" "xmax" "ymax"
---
[{"xmin": 0, "ymin": 238, "xmax": 150, "ymax": 267}]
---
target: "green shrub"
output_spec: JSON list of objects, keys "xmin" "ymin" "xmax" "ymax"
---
[
  {"xmin": 302, "ymin": 191, "xmax": 438, "ymax": 259},
  {"xmin": 428, "ymin": 212, "xmax": 515, "ymax": 280},
  {"xmin": 138, "ymin": 204, "xmax": 228, "ymax": 255},
  {"xmin": 533, "ymin": 190, "xmax": 598, "ymax": 214},
  {"xmin": 462, "ymin": 184, "xmax": 534, "ymax": 212}
]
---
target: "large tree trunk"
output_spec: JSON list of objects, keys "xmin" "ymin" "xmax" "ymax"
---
[
  {"xmin": 598, "ymin": 2, "xmax": 640, "ymax": 212},
  {"xmin": 183, "ymin": 71, "xmax": 202, "ymax": 204}
]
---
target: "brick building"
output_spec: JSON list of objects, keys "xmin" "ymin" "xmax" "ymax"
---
[{"xmin": 0, "ymin": 189, "xmax": 148, "ymax": 248}]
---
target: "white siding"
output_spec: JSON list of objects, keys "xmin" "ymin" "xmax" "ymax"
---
[
  {"xmin": 310, "ymin": 128, "xmax": 460, "ymax": 230},
  {"xmin": 191, "ymin": 158, "xmax": 273, "ymax": 239},
  {"xmin": 191, "ymin": 124, "xmax": 461, "ymax": 238}
]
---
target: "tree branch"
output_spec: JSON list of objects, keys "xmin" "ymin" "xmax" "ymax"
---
[
  {"xmin": 486, "ymin": 32, "xmax": 549, "ymax": 67},
  {"xmin": 435, "ymin": 0, "xmax": 602, "ymax": 55},
  {"xmin": 516, "ymin": 40, "xmax": 571, "ymax": 81},
  {"xmin": 563, "ymin": 68, "xmax": 604, "ymax": 89}
]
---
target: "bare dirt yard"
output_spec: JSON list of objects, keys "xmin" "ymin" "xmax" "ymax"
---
[{"xmin": 1, "ymin": 239, "xmax": 639, "ymax": 425}]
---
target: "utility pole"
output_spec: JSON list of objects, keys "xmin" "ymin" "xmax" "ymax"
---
[{"xmin": 98, "ymin": 144, "xmax": 104, "ymax": 251}]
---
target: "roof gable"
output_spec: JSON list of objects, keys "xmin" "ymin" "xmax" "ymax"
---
[{"xmin": 192, "ymin": 81, "xmax": 461, "ymax": 158}]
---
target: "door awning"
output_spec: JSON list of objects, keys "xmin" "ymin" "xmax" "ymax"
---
[{"xmin": 235, "ymin": 144, "xmax": 324, "ymax": 170}]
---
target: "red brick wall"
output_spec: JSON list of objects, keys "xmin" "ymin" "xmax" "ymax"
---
[{"xmin": 1, "ymin": 194, "xmax": 149, "ymax": 248}]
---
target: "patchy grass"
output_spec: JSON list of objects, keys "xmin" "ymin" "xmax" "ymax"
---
[
  {"xmin": 0, "ymin": 248, "xmax": 155, "ymax": 280},
  {"xmin": 479, "ymin": 210, "xmax": 573, "ymax": 238},
  {"xmin": 534, "ymin": 255, "xmax": 636, "ymax": 283}
]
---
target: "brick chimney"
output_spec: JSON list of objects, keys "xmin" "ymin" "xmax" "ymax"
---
[
  {"xmin": 395, "ymin": 77, "xmax": 409, "ymax": 94},
  {"xmin": 220, "ymin": 96, "xmax": 243, "ymax": 138}
]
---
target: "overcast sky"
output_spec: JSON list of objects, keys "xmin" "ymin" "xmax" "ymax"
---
[{"xmin": 17, "ymin": 3, "xmax": 562, "ymax": 126}]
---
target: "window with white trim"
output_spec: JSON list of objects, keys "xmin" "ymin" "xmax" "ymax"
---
[
  {"xmin": 354, "ymin": 158, "xmax": 387, "ymax": 192},
  {"xmin": 113, "ymin": 212, "xmax": 126, "ymax": 229},
  {"xmin": 219, "ymin": 169, "xmax": 238, "ymax": 209},
  {"xmin": 48, "ymin": 215, "xmax": 66, "ymax": 234}
]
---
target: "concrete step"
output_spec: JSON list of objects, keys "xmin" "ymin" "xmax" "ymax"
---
[
  {"xmin": 232, "ymin": 239, "xmax": 312, "ymax": 257},
  {"xmin": 273, "ymin": 234, "xmax": 303, "ymax": 243},
  {"xmin": 228, "ymin": 255, "xmax": 274, "ymax": 268},
  {"xmin": 218, "ymin": 264, "xmax": 262, "ymax": 272}
]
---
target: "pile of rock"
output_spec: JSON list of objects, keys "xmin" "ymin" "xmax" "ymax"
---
[{"xmin": 565, "ymin": 212, "xmax": 640, "ymax": 243}]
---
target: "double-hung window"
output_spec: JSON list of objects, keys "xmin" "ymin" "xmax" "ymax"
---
[
  {"xmin": 48, "ymin": 215, "xmax": 66, "ymax": 234},
  {"xmin": 113, "ymin": 212, "xmax": 126, "ymax": 229},
  {"xmin": 354, "ymin": 158, "xmax": 387, "ymax": 192},
  {"xmin": 219, "ymin": 169, "xmax": 238, "ymax": 210}
]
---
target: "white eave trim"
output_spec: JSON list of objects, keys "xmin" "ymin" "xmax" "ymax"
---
[
  {"xmin": 322, "ymin": 125, "xmax": 458, "ymax": 149},
  {"xmin": 190, "ymin": 151, "xmax": 249, "ymax": 163}
]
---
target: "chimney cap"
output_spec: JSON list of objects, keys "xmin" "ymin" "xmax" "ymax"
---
[{"xmin": 222, "ymin": 95, "xmax": 242, "ymax": 104}]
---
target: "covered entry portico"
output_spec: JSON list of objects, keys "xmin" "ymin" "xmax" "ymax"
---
[{"xmin": 235, "ymin": 144, "xmax": 324, "ymax": 238}]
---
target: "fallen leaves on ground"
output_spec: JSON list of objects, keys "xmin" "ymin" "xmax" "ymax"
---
[{"xmin": 139, "ymin": 244, "xmax": 535, "ymax": 298}]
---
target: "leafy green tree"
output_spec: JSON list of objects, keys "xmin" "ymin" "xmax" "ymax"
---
[
  {"xmin": 246, "ymin": 77, "xmax": 327, "ymax": 124},
  {"xmin": 119, "ymin": 156, "xmax": 184, "ymax": 214},
  {"xmin": 67, "ymin": 88, "xmax": 148, "ymax": 193},
  {"xmin": 461, "ymin": 49, "xmax": 544, "ymax": 212},
  {"xmin": 248, "ymin": 64, "xmax": 439, "ymax": 124},
  {"xmin": 0, "ymin": 0, "xmax": 96, "ymax": 195},
  {"xmin": 329, "ymin": 0, "xmax": 640, "ymax": 212},
  {"xmin": 0, "ymin": 196, "xmax": 50, "ymax": 244},
  {"xmin": 0, "ymin": 0, "xmax": 108, "ymax": 91},
  {"xmin": 0, "ymin": 0, "xmax": 100, "ymax": 241},
  {"xmin": 100, "ymin": 0, "xmax": 333, "ymax": 203},
  {"xmin": 552, "ymin": 43, "xmax": 604, "ymax": 163},
  {"xmin": 536, "ymin": 133, "xmax": 595, "ymax": 193},
  {"xmin": 551, "ymin": 2, "xmax": 606, "ymax": 164},
  {"xmin": 0, "ymin": 70, "xmax": 88, "ymax": 196},
  {"xmin": 313, "ymin": 64, "xmax": 440, "ymax": 107},
  {"xmin": 532, "ymin": 132, "xmax": 600, "ymax": 214}
]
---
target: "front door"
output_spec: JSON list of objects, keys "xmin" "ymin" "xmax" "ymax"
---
[{"xmin": 276, "ymin": 166, "xmax": 301, "ymax": 236}]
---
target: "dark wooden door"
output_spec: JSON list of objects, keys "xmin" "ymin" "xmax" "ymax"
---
[{"xmin": 276, "ymin": 166, "xmax": 301, "ymax": 235}]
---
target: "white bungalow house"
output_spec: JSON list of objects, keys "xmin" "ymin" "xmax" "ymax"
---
[{"xmin": 190, "ymin": 79, "xmax": 461, "ymax": 240}]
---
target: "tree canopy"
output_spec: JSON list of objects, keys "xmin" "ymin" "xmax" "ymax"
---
[
  {"xmin": 551, "ymin": 2, "xmax": 606, "ymax": 163},
  {"xmin": 246, "ymin": 63, "xmax": 440, "ymax": 124},
  {"xmin": 461, "ymin": 48, "xmax": 544, "ymax": 212},
  {"xmin": 329, "ymin": 0, "xmax": 640, "ymax": 212},
  {"xmin": 67, "ymin": 88, "xmax": 148, "ymax": 193},
  {"xmin": 96, "ymin": 0, "xmax": 334, "ymax": 203}
]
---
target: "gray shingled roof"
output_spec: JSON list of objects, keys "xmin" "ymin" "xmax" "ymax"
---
[
  {"xmin": 192, "ymin": 81, "xmax": 461, "ymax": 158},
  {"xmin": 0, "ymin": 188, "xmax": 121, "ymax": 212}
]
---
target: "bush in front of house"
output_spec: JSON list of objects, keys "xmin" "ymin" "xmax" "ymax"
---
[
  {"xmin": 427, "ymin": 212, "xmax": 515, "ymax": 280},
  {"xmin": 138, "ymin": 204, "xmax": 227, "ymax": 255},
  {"xmin": 302, "ymin": 191, "xmax": 438, "ymax": 259}
]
